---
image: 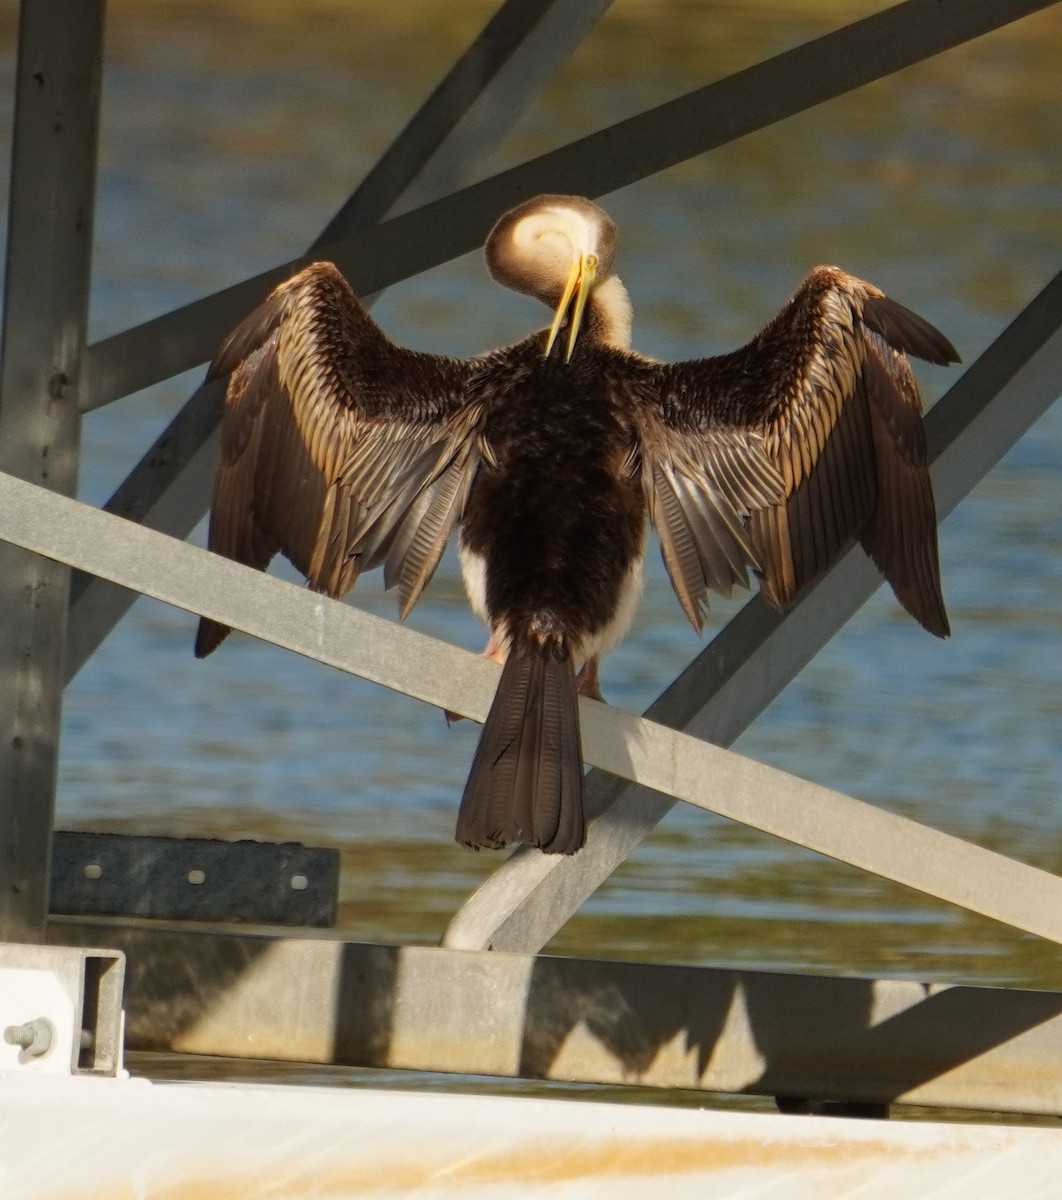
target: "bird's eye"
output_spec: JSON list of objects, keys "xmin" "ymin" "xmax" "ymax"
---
[{"xmin": 586, "ymin": 254, "xmax": 598, "ymax": 269}]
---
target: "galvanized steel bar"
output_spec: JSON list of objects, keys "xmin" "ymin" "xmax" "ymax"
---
[
  {"xmin": 81, "ymin": 0, "xmax": 1056, "ymax": 410},
  {"xmin": 82, "ymin": 0, "xmax": 611, "ymax": 410},
  {"xmin": 64, "ymin": 381, "xmax": 224, "ymax": 682},
  {"xmin": 65, "ymin": 0, "xmax": 610, "ymax": 682},
  {"xmin": 5, "ymin": 472, "xmax": 1062, "ymax": 943},
  {"xmin": 0, "ymin": 0, "xmax": 105, "ymax": 940},
  {"xmin": 51, "ymin": 919, "xmax": 1062, "ymax": 1116},
  {"xmin": 315, "ymin": 0, "xmax": 613, "ymax": 236},
  {"xmin": 444, "ymin": 269, "xmax": 1062, "ymax": 953}
]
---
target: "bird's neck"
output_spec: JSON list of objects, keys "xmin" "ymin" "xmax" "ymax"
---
[{"xmin": 587, "ymin": 275, "xmax": 633, "ymax": 350}]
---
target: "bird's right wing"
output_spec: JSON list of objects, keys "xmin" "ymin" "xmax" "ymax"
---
[
  {"xmin": 196, "ymin": 262, "xmax": 483, "ymax": 656},
  {"xmin": 646, "ymin": 267, "xmax": 958, "ymax": 637}
]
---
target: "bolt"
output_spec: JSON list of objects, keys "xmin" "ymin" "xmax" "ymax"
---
[
  {"xmin": 47, "ymin": 372, "xmax": 70, "ymax": 400},
  {"xmin": 4, "ymin": 1017, "xmax": 54, "ymax": 1058}
]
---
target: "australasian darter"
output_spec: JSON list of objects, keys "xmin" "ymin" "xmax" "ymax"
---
[{"xmin": 195, "ymin": 194, "xmax": 958, "ymax": 856}]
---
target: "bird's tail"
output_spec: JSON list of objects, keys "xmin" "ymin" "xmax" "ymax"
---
[
  {"xmin": 456, "ymin": 647, "xmax": 586, "ymax": 854},
  {"xmin": 194, "ymin": 617, "xmax": 231, "ymax": 659}
]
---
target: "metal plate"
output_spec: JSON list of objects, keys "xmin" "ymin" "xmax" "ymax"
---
[{"xmin": 51, "ymin": 832, "xmax": 338, "ymax": 927}]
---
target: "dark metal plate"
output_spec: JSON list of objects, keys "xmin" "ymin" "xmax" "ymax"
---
[{"xmin": 51, "ymin": 832, "xmax": 338, "ymax": 927}]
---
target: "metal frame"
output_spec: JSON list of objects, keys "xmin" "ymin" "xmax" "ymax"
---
[
  {"xmin": 49, "ymin": 917, "xmax": 1062, "ymax": 1115},
  {"xmin": 1, "ymin": 0, "xmax": 1060, "ymax": 1112},
  {"xmin": 0, "ymin": 941, "xmax": 125, "ymax": 1077}
]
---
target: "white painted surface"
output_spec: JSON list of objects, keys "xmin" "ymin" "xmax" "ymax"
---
[
  {"xmin": 2, "ymin": 1074, "xmax": 1061, "ymax": 1199},
  {"xmin": 0, "ymin": 968, "xmax": 76, "ymax": 1076}
]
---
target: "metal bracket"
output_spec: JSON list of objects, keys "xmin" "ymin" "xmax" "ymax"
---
[
  {"xmin": 50, "ymin": 832, "xmax": 339, "ymax": 927},
  {"xmin": 0, "ymin": 943, "xmax": 125, "ymax": 1077}
]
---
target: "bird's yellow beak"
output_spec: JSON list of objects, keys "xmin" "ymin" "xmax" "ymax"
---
[{"xmin": 544, "ymin": 252, "xmax": 598, "ymax": 363}]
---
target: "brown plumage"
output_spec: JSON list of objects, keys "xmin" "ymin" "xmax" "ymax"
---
[
  {"xmin": 648, "ymin": 266, "xmax": 954, "ymax": 637},
  {"xmin": 196, "ymin": 193, "xmax": 958, "ymax": 854}
]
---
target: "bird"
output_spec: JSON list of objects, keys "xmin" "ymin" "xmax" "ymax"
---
[{"xmin": 194, "ymin": 193, "xmax": 958, "ymax": 856}]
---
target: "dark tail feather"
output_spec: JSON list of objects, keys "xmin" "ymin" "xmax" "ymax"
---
[
  {"xmin": 456, "ymin": 650, "xmax": 586, "ymax": 854},
  {"xmin": 194, "ymin": 617, "xmax": 231, "ymax": 659}
]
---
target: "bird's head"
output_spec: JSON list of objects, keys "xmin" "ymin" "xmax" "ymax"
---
[{"xmin": 486, "ymin": 195, "xmax": 617, "ymax": 362}]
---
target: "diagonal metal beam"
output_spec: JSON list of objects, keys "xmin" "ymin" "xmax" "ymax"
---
[
  {"xmin": 81, "ymin": 0, "xmax": 1056, "ymax": 411},
  {"xmin": 83, "ymin": 0, "xmax": 612, "ymax": 414},
  {"xmin": 4, "ymin": 460, "xmax": 1062, "ymax": 944},
  {"xmin": 443, "ymin": 268, "xmax": 1062, "ymax": 952},
  {"xmin": 64, "ymin": 0, "xmax": 611, "ymax": 681},
  {"xmin": 315, "ymin": 0, "xmax": 612, "ymax": 236}
]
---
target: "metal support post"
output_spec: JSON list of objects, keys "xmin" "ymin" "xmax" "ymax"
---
[{"xmin": 0, "ymin": 0, "xmax": 105, "ymax": 939}]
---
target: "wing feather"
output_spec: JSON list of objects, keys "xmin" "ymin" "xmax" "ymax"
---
[
  {"xmin": 642, "ymin": 266, "xmax": 957, "ymax": 635},
  {"xmin": 195, "ymin": 261, "xmax": 481, "ymax": 657},
  {"xmin": 384, "ymin": 432, "xmax": 482, "ymax": 618},
  {"xmin": 859, "ymin": 336, "xmax": 950, "ymax": 636},
  {"xmin": 634, "ymin": 396, "xmax": 784, "ymax": 631},
  {"xmin": 644, "ymin": 457, "xmax": 711, "ymax": 630}
]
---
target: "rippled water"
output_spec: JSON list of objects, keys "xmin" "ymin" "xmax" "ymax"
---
[{"xmin": 2, "ymin": 2, "xmax": 1061, "ymax": 994}]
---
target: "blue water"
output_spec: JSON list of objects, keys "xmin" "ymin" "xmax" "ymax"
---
[{"xmin": 1, "ymin": 2, "xmax": 1061, "ymax": 984}]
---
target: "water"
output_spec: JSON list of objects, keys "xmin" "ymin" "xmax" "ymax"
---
[{"xmin": 2, "ymin": 1, "xmax": 1062, "ymax": 1000}]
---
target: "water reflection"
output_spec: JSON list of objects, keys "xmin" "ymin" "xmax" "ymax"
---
[{"xmin": 0, "ymin": 2, "xmax": 1060, "ymax": 993}]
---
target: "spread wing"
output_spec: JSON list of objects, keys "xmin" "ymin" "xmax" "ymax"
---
[
  {"xmin": 629, "ymin": 369, "xmax": 786, "ymax": 632},
  {"xmin": 644, "ymin": 266, "xmax": 958, "ymax": 637},
  {"xmin": 195, "ymin": 261, "xmax": 483, "ymax": 657}
]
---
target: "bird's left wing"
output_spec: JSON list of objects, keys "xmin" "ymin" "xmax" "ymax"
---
[
  {"xmin": 196, "ymin": 261, "xmax": 483, "ymax": 656},
  {"xmin": 623, "ymin": 359, "xmax": 786, "ymax": 632}
]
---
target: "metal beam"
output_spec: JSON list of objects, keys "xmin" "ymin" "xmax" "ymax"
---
[
  {"xmin": 83, "ymin": 0, "xmax": 611, "ymax": 411},
  {"xmin": 0, "ymin": 0, "xmax": 105, "ymax": 940},
  {"xmin": 80, "ymin": 0, "xmax": 1056, "ymax": 409},
  {"xmin": 314, "ymin": 0, "xmax": 613, "ymax": 236},
  {"xmin": 444, "ymin": 268, "xmax": 1062, "ymax": 953},
  {"xmin": 64, "ymin": 0, "xmax": 611, "ymax": 682},
  {"xmin": 50, "ymin": 918, "xmax": 1062, "ymax": 1116},
  {"xmin": 4, "ymin": 469, "xmax": 1062, "ymax": 943}
]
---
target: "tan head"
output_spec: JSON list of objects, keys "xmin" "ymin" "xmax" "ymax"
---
[{"xmin": 485, "ymin": 194, "xmax": 621, "ymax": 361}]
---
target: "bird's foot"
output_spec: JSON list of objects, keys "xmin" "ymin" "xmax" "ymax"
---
[{"xmin": 576, "ymin": 657, "xmax": 606, "ymax": 704}]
